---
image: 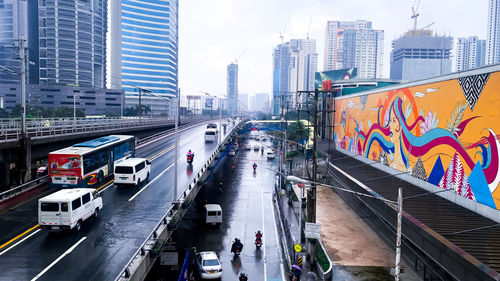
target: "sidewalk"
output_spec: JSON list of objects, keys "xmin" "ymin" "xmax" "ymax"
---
[{"xmin": 275, "ymin": 183, "xmax": 317, "ymax": 280}]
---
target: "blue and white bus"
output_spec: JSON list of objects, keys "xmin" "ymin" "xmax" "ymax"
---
[{"xmin": 48, "ymin": 135, "xmax": 135, "ymax": 188}]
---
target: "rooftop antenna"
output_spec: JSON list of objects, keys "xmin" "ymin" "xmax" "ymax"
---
[
  {"xmin": 411, "ymin": 0, "xmax": 421, "ymax": 31},
  {"xmin": 280, "ymin": 15, "xmax": 291, "ymax": 43}
]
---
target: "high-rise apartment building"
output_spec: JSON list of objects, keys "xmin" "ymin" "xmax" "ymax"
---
[
  {"xmin": 109, "ymin": 0, "xmax": 178, "ymax": 113},
  {"xmin": 456, "ymin": 36, "xmax": 486, "ymax": 71},
  {"xmin": 0, "ymin": 0, "xmax": 27, "ymax": 84},
  {"xmin": 272, "ymin": 42, "xmax": 291, "ymax": 115},
  {"xmin": 289, "ymin": 39, "xmax": 318, "ymax": 107},
  {"xmin": 238, "ymin": 93, "xmax": 248, "ymax": 112},
  {"xmin": 227, "ymin": 63, "xmax": 238, "ymax": 116},
  {"xmin": 390, "ymin": 30, "xmax": 452, "ymax": 81},
  {"xmin": 323, "ymin": 20, "xmax": 384, "ymax": 78},
  {"xmin": 251, "ymin": 93, "xmax": 270, "ymax": 113},
  {"xmin": 487, "ymin": 0, "xmax": 500, "ymax": 65},
  {"xmin": 36, "ymin": 0, "xmax": 107, "ymax": 88}
]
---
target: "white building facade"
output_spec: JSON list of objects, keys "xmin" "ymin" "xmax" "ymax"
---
[
  {"xmin": 323, "ymin": 20, "xmax": 384, "ymax": 78},
  {"xmin": 456, "ymin": 36, "xmax": 486, "ymax": 71}
]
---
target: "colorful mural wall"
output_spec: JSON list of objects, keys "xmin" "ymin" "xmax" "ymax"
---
[{"xmin": 334, "ymin": 70, "xmax": 500, "ymax": 210}]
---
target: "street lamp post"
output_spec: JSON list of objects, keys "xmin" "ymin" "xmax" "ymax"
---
[{"xmin": 73, "ymin": 94, "xmax": 78, "ymax": 126}]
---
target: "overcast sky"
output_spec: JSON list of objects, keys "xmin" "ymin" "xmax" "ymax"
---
[{"xmin": 178, "ymin": 0, "xmax": 487, "ymax": 98}]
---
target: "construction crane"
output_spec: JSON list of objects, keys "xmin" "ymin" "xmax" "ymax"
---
[
  {"xmin": 306, "ymin": 16, "xmax": 312, "ymax": 39},
  {"xmin": 234, "ymin": 48, "xmax": 246, "ymax": 64},
  {"xmin": 279, "ymin": 15, "xmax": 291, "ymax": 43},
  {"xmin": 411, "ymin": 0, "xmax": 420, "ymax": 31}
]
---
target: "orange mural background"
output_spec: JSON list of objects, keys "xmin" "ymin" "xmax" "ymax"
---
[{"xmin": 334, "ymin": 71, "xmax": 500, "ymax": 210}]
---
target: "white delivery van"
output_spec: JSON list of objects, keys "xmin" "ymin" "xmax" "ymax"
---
[
  {"xmin": 204, "ymin": 129, "xmax": 218, "ymax": 142},
  {"xmin": 204, "ymin": 204, "xmax": 222, "ymax": 226},
  {"xmin": 114, "ymin": 158, "xmax": 151, "ymax": 187},
  {"xmin": 38, "ymin": 188, "xmax": 102, "ymax": 231}
]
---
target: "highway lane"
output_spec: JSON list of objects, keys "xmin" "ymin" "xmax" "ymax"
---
[
  {"xmin": 174, "ymin": 131, "xmax": 286, "ymax": 281},
  {"xmin": 0, "ymin": 120, "xmax": 238, "ymax": 281}
]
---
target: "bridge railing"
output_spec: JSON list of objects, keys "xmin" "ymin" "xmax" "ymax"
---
[{"xmin": 0, "ymin": 116, "xmax": 213, "ymax": 143}]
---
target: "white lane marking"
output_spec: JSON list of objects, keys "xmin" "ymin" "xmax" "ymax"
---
[
  {"xmin": 31, "ymin": 236, "xmax": 87, "ymax": 281},
  {"xmin": 0, "ymin": 229, "xmax": 41, "ymax": 257},
  {"xmin": 261, "ymin": 191, "xmax": 268, "ymax": 281},
  {"xmin": 272, "ymin": 195, "xmax": 286, "ymax": 281},
  {"xmin": 128, "ymin": 162, "xmax": 174, "ymax": 202}
]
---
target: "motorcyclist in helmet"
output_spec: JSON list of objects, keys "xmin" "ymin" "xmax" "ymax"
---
[{"xmin": 239, "ymin": 272, "xmax": 248, "ymax": 281}]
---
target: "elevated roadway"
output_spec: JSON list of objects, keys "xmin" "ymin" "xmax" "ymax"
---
[{"xmin": 0, "ymin": 120, "xmax": 239, "ymax": 281}]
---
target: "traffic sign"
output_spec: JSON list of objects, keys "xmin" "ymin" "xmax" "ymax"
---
[
  {"xmin": 305, "ymin": 222, "xmax": 321, "ymax": 239},
  {"xmin": 294, "ymin": 244, "xmax": 302, "ymax": 252}
]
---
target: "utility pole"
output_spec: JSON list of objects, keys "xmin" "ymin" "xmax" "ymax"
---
[
  {"xmin": 138, "ymin": 87, "xmax": 142, "ymax": 119},
  {"xmin": 307, "ymin": 89, "xmax": 318, "ymax": 223},
  {"xmin": 395, "ymin": 188, "xmax": 403, "ymax": 281},
  {"xmin": 174, "ymin": 88, "xmax": 180, "ymax": 202},
  {"xmin": 19, "ymin": 38, "xmax": 31, "ymax": 183}
]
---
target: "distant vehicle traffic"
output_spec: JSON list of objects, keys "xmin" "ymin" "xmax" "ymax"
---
[
  {"xmin": 266, "ymin": 151, "xmax": 276, "ymax": 159},
  {"xmin": 38, "ymin": 188, "xmax": 102, "ymax": 231},
  {"xmin": 207, "ymin": 123, "xmax": 218, "ymax": 129},
  {"xmin": 228, "ymin": 149, "xmax": 236, "ymax": 156},
  {"xmin": 204, "ymin": 204, "xmax": 222, "ymax": 226},
  {"xmin": 195, "ymin": 251, "xmax": 223, "ymax": 279},
  {"xmin": 204, "ymin": 129, "xmax": 218, "ymax": 142},
  {"xmin": 48, "ymin": 135, "xmax": 135, "ymax": 188},
  {"xmin": 114, "ymin": 158, "xmax": 151, "ymax": 187}
]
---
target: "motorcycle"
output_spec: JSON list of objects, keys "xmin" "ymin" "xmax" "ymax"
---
[
  {"xmin": 255, "ymin": 231, "xmax": 263, "ymax": 249},
  {"xmin": 231, "ymin": 239, "xmax": 243, "ymax": 256},
  {"xmin": 239, "ymin": 272, "xmax": 248, "ymax": 281},
  {"xmin": 252, "ymin": 163, "xmax": 257, "ymax": 172},
  {"xmin": 186, "ymin": 153, "xmax": 194, "ymax": 163}
]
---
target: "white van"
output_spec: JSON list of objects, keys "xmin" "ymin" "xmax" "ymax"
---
[
  {"xmin": 114, "ymin": 158, "xmax": 151, "ymax": 186},
  {"xmin": 38, "ymin": 188, "xmax": 103, "ymax": 231},
  {"xmin": 204, "ymin": 204, "xmax": 222, "ymax": 226},
  {"xmin": 204, "ymin": 129, "xmax": 218, "ymax": 142}
]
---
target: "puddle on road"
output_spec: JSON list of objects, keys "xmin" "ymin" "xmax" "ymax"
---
[{"xmin": 331, "ymin": 265, "xmax": 394, "ymax": 281}]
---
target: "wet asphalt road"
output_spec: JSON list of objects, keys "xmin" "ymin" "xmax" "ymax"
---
[
  {"xmin": 174, "ymin": 130, "xmax": 286, "ymax": 281},
  {"xmin": 0, "ymin": 120, "xmax": 237, "ymax": 281}
]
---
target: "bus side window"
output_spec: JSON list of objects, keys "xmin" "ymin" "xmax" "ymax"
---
[{"xmin": 61, "ymin": 203, "xmax": 69, "ymax": 212}]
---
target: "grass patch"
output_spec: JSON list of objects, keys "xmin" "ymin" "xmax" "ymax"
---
[{"xmin": 310, "ymin": 238, "xmax": 330, "ymax": 272}]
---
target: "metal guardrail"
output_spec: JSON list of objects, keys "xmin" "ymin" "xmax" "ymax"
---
[
  {"xmin": 0, "ymin": 116, "xmax": 213, "ymax": 143},
  {"xmin": 115, "ymin": 120, "xmax": 243, "ymax": 281},
  {"xmin": 0, "ymin": 175, "xmax": 48, "ymax": 203}
]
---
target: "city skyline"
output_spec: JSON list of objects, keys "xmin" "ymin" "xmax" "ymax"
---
[{"xmin": 179, "ymin": 0, "xmax": 487, "ymax": 96}]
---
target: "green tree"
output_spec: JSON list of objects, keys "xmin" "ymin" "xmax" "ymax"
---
[{"xmin": 0, "ymin": 108, "xmax": 9, "ymax": 118}]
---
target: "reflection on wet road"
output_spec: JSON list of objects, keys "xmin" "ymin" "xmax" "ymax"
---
[{"xmin": 175, "ymin": 131, "xmax": 286, "ymax": 281}]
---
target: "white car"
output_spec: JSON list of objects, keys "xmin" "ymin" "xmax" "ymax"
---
[
  {"xmin": 114, "ymin": 158, "xmax": 151, "ymax": 187},
  {"xmin": 195, "ymin": 251, "xmax": 222, "ymax": 279},
  {"xmin": 267, "ymin": 151, "xmax": 276, "ymax": 159},
  {"xmin": 245, "ymin": 144, "xmax": 252, "ymax": 150},
  {"xmin": 228, "ymin": 149, "xmax": 236, "ymax": 156},
  {"xmin": 39, "ymin": 188, "xmax": 102, "ymax": 231}
]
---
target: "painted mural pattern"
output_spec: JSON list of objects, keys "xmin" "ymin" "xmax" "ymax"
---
[{"xmin": 334, "ymin": 71, "xmax": 500, "ymax": 210}]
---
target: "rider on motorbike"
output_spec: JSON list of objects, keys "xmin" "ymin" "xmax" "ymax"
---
[
  {"xmin": 239, "ymin": 272, "xmax": 248, "ymax": 281},
  {"xmin": 231, "ymin": 238, "xmax": 243, "ymax": 254},
  {"xmin": 252, "ymin": 162, "xmax": 257, "ymax": 171}
]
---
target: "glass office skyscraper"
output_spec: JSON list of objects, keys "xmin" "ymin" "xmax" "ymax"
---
[
  {"xmin": 37, "ymin": 0, "xmax": 107, "ymax": 87},
  {"xmin": 109, "ymin": 0, "xmax": 178, "ymax": 113},
  {"xmin": 0, "ymin": 0, "xmax": 27, "ymax": 85}
]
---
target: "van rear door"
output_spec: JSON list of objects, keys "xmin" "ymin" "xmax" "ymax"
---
[
  {"xmin": 60, "ymin": 202, "xmax": 71, "ymax": 226},
  {"xmin": 40, "ymin": 202, "xmax": 62, "ymax": 229}
]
